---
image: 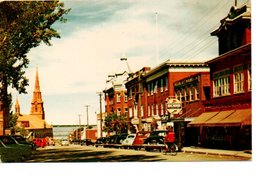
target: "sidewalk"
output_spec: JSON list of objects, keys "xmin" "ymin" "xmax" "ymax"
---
[{"xmin": 182, "ymin": 146, "xmax": 252, "ymax": 159}]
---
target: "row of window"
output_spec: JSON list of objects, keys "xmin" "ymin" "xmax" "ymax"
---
[
  {"xmin": 213, "ymin": 65, "xmax": 251, "ymax": 97},
  {"xmin": 128, "ymin": 102, "xmax": 168, "ymax": 118},
  {"xmin": 175, "ymin": 85, "xmax": 200, "ymax": 102},
  {"xmin": 147, "ymin": 77, "xmax": 168, "ymax": 96}
]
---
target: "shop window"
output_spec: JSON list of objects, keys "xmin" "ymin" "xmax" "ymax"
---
[
  {"xmin": 248, "ymin": 64, "xmax": 251, "ymax": 91},
  {"xmin": 213, "ymin": 69, "xmax": 231, "ymax": 97},
  {"xmin": 234, "ymin": 65, "xmax": 244, "ymax": 94}
]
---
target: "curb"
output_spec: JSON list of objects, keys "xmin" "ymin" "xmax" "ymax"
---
[{"xmin": 181, "ymin": 148, "xmax": 252, "ymax": 159}]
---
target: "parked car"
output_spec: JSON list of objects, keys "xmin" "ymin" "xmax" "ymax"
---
[
  {"xmin": 143, "ymin": 130, "xmax": 167, "ymax": 145},
  {"xmin": 0, "ymin": 139, "xmax": 24, "ymax": 162},
  {"xmin": 0, "ymin": 135, "xmax": 32, "ymax": 160},
  {"xmin": 132, "ymin": 131, "xmax": 151, "ymax": 146},
  {"xmin": 80, "ymin": 139, "xmax": 94, "ymax": 146},
  {"xmin": 122, "ymin": 134, "xmax": 136, "ymax": 146},
  {"xmin": 9, "ymin": 135, "xmax": 36, "ymax": 150},
  {"xmin": 61, "ymin": 139, "xmax": 69, "ymax": 146},
  {"xmin": 32, "ymin": 138, "xmax": 47, "ymax": 148},
  {"xmin": 95, "ymin": 137, "xmax": 109, "ymax": 147},
  {"xmin": 107, "ymin": 133, "xmax": 128, "ymax": 144}
]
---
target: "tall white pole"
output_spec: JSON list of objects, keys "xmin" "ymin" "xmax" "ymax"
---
[{"xmin": 155, "ymin": 12, "xmax": 159, "ymax": 66}]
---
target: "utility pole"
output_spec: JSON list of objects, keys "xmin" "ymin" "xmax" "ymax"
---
[
  {"xmin": 77, "ymin": 114, "xmax": 81, "ymax": 141},
  {"xmin": 84, "ymin": 105, "xmax": 90, "ymax": 128},
  {"xmin": 97, "ymin": 92, "xmax": 103, "ymax": 137}
]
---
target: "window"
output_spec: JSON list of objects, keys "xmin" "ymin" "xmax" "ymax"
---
[
  {"xmin": 124, "ymin": 108, "xmax": 128, "ymax": 116},
  {"xmin": 185, "ymin": 87, "xmax": 189, "ymax": 101},
  {"xmin": 248, "ymin": 64, "xmax": 251, "ymax": 91},
  {"xmin": 154, "ymin": 81, "xmax": 158, "ymax": 94},
  {"xmin": 234, "ymin": 72, "xmax": 244, "ymax": 93},
  {"xmin": 147, "ymin": 84, "xmax": 150, "ymax": 96},
  {"xmin": 124, "ymin": 93, "xmax": 128, "ymax": 102},
  {"xmin": 141, "ymin": 105, "xmax": 144, "ymax": 117},
  {"xmin": 117, "ymin": 93, "xmax": 121, "ymax": 102},
  {"xmin": 160, "ymin": 103, "xmax": 164, "ymax": 115},
  {"xmin": 129, "ymin": 88, "xmax": 132, "ymax": 99},
  {"xmin": 148, "ymin": 105, "xmax": 150, "ymax": 116},
  {"xmin": 195, "ymin": 85, "xmax": 199, "ymax": 100},
  {"xmin": 190, "ymin": 86, "xmax": 195, "ymax": 101},
  {"xmin": 129, "ymin": 107, "xmax": 133, "ymax": 118},
  {"xmin": 21, "ymin": 121, "xmax": 29, "ymax": 127},
  {"xmin": 117, "ymin": 108, "xmax": 121, "ymax": 116},
  {"xmin": 234, "ymin": 65, "xmax": 244, "ymax": 94},
  {"xmin": 151, "ymin": 83, "xmax": 154, "ymax": 95},
  {"xmin": 213, "ymin": 69, "xmax": 230, "ymax": 97},
  {"xmin": 165, "ymin": 77, "xmax": 168, "ymax": 91},
  {"xmin": 160, "ymin": 79, "xmax": 164, "ymax": 92}
]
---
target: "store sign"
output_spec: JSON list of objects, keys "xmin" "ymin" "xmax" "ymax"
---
[{"xmin": 167, "ymin": 98, "xmax": 182, "ymax": 114}]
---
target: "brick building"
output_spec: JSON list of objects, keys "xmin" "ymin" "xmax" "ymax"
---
[
  {"xmin": 103, "ymin": 71, "xmax": 129, "ymax": 117},
  {"xmin": 125, "ymin": 61, "xmax": 209, "ymax": 137},
  {"xmin": 188, "ymin": 3, "xmax": 251, "ymax": 150}
]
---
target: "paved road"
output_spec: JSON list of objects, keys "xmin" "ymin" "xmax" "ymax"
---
[{"xmin": 25, "ymin": 145, "xmax": 250, "ymax": 162}]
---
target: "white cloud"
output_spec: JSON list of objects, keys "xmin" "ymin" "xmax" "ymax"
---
[{"xmin": 12, "ymin": 0, "xmax": 249, "ymax": 125}]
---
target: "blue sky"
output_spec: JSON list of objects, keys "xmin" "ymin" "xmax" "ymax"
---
[{"xmin": 11, "ymin": 0, "xmax": 251, "ymax": 125}]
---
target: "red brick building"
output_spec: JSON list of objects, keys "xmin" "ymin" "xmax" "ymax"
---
[
  {"xmin": 125, "ymin": 61, "xmax": 209, "ymax": 132},
  {"xmin": 188, "ymin": 3, "xmax": 251, "ymax": 150},
  {"xmin": 103, "ymin": 71, "xmax": 129, "ymax": 117}
]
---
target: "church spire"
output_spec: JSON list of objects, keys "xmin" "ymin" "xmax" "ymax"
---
[
  {"xmin": 30, "ymin": 67, "xmax": 45, "ymax": 119},
  {"xmin": 15, "ymin": 96, "xmax": 20, "ymax": 115},
  {"xmin": 34, "ymin": 67, "xmax": 40, "ymax": 92}
]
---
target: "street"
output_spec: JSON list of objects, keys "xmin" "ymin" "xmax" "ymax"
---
[{"xmin": 25, "ymin": 145, "xmax": 250, "ymax": 162}]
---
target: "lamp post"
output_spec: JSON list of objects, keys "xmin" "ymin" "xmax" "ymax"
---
[
  {"xmin": 97, "ymin": 92, "xmax": 103, "ymax": 137},
  {"xmin": 84, "ymin": 105, "xmax": 90, "ymax": 128}
]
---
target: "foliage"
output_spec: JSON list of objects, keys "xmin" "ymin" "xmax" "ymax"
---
[
  {"xmin": 0, "ymin": 1, "xmax": 70, "ymax": 132},
  {"xmin": 104, "ymin": 113, "xmax": 136, "ymax": 134}
]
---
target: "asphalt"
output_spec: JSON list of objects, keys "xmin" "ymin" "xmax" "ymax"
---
[{"xmin": 181, "ymin": 146, "xmax": 252, "ymax": 159}]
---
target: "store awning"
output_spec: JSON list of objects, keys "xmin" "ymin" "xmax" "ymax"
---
[
  {"xmin": 218, "ymin": 109, "xmax": 251, "ymax": 126},
  {"xmin": 187, "ymin": 111, "xmax": 219, "ymax": 127},
  {"xmin": 188, "ymin": 109, "xmax": 251, "ymax": 127}
]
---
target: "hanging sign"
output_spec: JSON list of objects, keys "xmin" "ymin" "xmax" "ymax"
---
[{"xmin": 167, "ymin": 98, "xmax": 182, "ymax": 114}]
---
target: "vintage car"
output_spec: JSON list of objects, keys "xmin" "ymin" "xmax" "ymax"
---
[
  {"xmin": 0, "ymin": 135, "xmax": 32, "ymax": 161},
  {"xmin": 121, "ymin": 134, "xmax": 137, "ymax": 146}
]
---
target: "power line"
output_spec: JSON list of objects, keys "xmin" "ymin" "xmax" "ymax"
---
[{"xmin": 159, "ymin": 0, "xmax": 227, "ymax": 59}]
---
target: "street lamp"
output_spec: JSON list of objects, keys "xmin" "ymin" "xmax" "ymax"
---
[
  {"xmin": 84, "ymin": 105, "xmax": 90, "ymax": 129},
  {"xmin": 97, "ymin": 92, "xmax": 103, "ymax": 137}
]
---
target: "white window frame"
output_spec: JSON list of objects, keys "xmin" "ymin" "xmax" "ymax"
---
[
  {"xmin": 117, "ymin": 93, "xmax": 121, "ymax": 103},
  {"xmin": 248, "ymin": 64, "xmax": 251, "ymax": 92},
  {"xmin": 213, "ymin": 69, "xmax": 230, "ymax": 97}
]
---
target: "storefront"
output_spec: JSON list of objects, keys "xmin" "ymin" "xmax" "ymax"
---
[{"xmin": 188, "ymin": 109, "xmax": 251, "ymax": 150}]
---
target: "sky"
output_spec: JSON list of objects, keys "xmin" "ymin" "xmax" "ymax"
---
[{"xmin": 11, "ymin": 0, "xmax": 251, "ymax": 126}]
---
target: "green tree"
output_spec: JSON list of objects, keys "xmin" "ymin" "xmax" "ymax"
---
[
  {"xmin": 0, "ymin": 1, "xmax": 70, "ymax": 134},
  {"xmin": 104, "ymin": 113, "xmax": 136, "ymax": 134}
]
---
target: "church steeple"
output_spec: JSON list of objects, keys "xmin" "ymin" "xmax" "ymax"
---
[
  {"xmin": 30, "ymin": 67, "xmax": 45, "ymax": 119},
  {"xmin": 15, "ymin": 96, "xmax": 20, "ymax": 115}
]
